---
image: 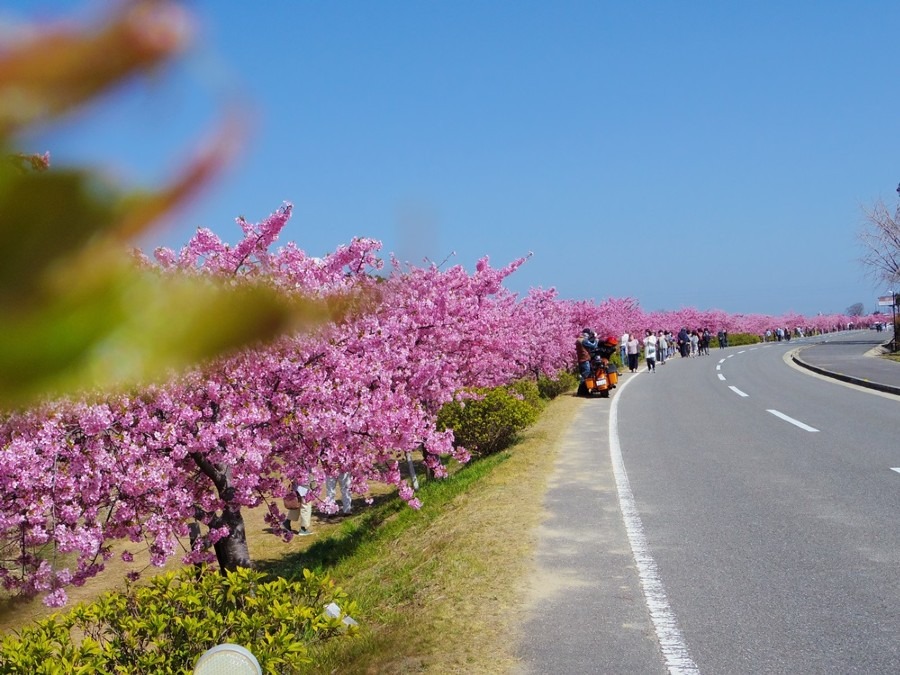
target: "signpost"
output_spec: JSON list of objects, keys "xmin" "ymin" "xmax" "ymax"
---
[{"xmin": 876, "ymin": 292, "xmax": 899, "ymax": 351}]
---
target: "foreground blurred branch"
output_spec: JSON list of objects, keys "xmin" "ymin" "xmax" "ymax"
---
[{"xmin": 0, "ymin": 1, "xmax": 322, "ymax": 407}]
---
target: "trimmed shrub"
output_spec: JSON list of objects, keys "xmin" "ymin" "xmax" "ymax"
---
[
  {"xmin": 537, "ymin": 371, "xmax": 578, "ymax": 400},
  {"xmin": 0, "ymin": 566, "xmax": 357, "ymax": 674},
  {"xmin": 437, "ymin": 384, "xmax": 540, "ymax": 457}
]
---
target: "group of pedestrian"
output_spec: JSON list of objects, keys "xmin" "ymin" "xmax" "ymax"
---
[
  {"xmin": 764, "ymin": 327, "xmax": 798, "ymax": 342},
  {"xmin": 611, "ymin": 327, "xmax": 730, "ymax": 375},
  {"xmin": 619, "ymin": 330, "xmax": 670, "ymax": 373},
  {"xmin": 675, "ymin": 327, "xmax": 717, "ymax": 357}
]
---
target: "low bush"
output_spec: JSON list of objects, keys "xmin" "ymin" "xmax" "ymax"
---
[
  {"xmin": 437, "ymin": 383, "xmax": 541, "ymax": 457},
  {"xmin": 0, "ymin": 566, "xmax": 357, "ymax": 674},
  {"xmin": 537, "ymin": 371, "xmax": 578, "ymax": 399}
]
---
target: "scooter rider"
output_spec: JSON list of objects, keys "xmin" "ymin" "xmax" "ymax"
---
[{"xmin": 576, "ymin": 328, "xmax": 599, "ymax": 380}]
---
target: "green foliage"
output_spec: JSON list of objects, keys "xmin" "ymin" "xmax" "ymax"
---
[
  {"xmin": 505, "ymin": 378, "xmax": 543, "ymax": 410},
  {"xmin": 437, "ymin": 383, "xmax": 541, "ymax": 457},
  {"xmin": 0, "ymin": 566, "xmax": 357, "ymax": 674},
  {"xmin": 713, "ymin": 332, "xmax": 760, "ymax": 348},
  {"xmin": 536, "ymin": 371, "xmax": 578, "ymax": 399}
]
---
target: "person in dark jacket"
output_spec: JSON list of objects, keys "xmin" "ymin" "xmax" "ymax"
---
[
  {"xmin": 678, "ymin": 327, "xmax": 690, "ymax": 358},
  {"xmin": 575, "ymin": 328, "xmax": 598, "ymax": 380}
]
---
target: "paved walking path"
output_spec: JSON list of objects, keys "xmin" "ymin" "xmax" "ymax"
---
[{"xmin": 516, "ymin": 387, "xmax": 664, "ymax": 674}]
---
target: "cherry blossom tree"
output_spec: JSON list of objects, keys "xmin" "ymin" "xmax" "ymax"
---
[{"xmin": 0, "ymin": 205, "xmax": 574, "ymax": 605}]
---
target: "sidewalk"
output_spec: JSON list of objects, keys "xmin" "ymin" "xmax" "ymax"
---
[
  {"xmin": 515, "ymin": 386, "xmax": 665, "ymax": 674},
  {"xmin": 790, "ymin": 330, "xmax": 900, "ymax": 396}
]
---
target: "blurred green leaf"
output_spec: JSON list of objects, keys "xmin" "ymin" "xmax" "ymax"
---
[
  {"xmin": 0, "ymin": 157, "xmax": 119, "ymax": 303},
  {"xmin": 0, "ymin": 258, "xmax": 333, "ymax": 406}
]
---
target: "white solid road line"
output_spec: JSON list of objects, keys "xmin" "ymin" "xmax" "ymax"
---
[
  {"xmin": 767, "ymin": 409, "xmax": 820, "ymax": 432},
  {"xmin": 609, "ymin": 375, "xmax": 700, "ymax": 674},
  {"xmin": 728, "ymin": 386, "xmax": 748, "ymax": 397}
]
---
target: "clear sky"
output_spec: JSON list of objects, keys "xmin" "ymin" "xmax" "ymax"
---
[{"xmin": 7, "ymin": 1, "xmax": 900, "ymax": 316}]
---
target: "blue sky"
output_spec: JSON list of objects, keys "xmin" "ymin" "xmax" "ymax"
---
[{"xmin": 7, "ymin": 1, "xmax": 900, "ymax": 316}]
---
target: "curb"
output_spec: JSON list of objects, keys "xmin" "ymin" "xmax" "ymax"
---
[{"xmin": 791, "ymin": 349, "xmax": 900, "ymax": 397}]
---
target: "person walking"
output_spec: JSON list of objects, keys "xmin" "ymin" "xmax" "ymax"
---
[
  {"xmin": 657, "ymin": 330, "xmax": 668, "ymax": 365},
  {"xmin": 643, "ymin": 330, "xmax": 657, "ymax": 372},
  {"xmin": 626, "ymin": 333, "xmax": 641, "ymax": 373},
  {"xmin": 619, "ymin": 331, "xmax": 630, "ymax": 368}
]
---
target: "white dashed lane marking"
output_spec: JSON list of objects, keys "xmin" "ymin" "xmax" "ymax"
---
[{"xmin": 767, "ymin": 409, "xmax": 819, "ymax": 432}]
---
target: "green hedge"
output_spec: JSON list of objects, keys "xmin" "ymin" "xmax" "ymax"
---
[{"xmin": 0, "ymin": 566, "xmax": 357, "ymax": 674}]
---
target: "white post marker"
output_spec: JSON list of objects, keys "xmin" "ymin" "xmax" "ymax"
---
[{"xmin": 194, "ymin": 644, "xmax": 261, "ymax": 675}]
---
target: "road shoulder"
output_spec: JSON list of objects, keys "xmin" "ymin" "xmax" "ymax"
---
[{"xmin": 514, "ymin": 391, "xmax": 664, "ymax": 674}]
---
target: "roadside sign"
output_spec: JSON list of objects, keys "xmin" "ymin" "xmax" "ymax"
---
[{"xmin": 877, "ymin": 294, "xmax": 899, "ymax": 307}]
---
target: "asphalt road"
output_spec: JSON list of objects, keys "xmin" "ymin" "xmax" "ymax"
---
[{"xmin": 519, "ymin": 331, "xmax": 900, "ymax": 674}]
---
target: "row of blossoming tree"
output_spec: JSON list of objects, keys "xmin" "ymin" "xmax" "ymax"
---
[{"xmin": 0, "ymin": 203, "xmax": 872, "ymax": 607}]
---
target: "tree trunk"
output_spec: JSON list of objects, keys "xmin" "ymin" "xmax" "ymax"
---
[
  {"xmin": 211, "ymin": 503, "xmax": 252, "ymax": 571},
  {"xmin": 190, "ymin": 450, "xmax": 253, "ymax": 572}
]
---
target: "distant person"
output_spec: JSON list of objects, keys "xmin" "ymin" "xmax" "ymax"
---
[
  {"xmin": 283, "ymin": 482, "xmax": 313, "ymax": 536},
  {"xmin": 717, "ymin": 329, "xmax": 726, "ymax": 349},
  {"xmin": 619, "ymin": 331, "xmax": 630, "ymax": 367},
  {"xmin": 643, "ymin": 330, "xmax": 657, "ymax": 372},
  {"xmin": 678, "ymin": 327, "xmax": 690, "ymax": 357},
  {"xmin": 657, "ymin": 330, "xmax": 668, "ymax": 365},
  {"xmin": 626, "ymin": 333, "xmax": 641, "ymax": 373},
  {"xmin": 325, "ymin": 471, "xmax": 352, "ymax": 516}
]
